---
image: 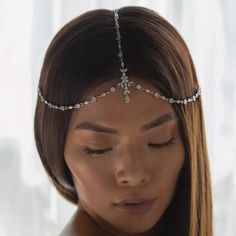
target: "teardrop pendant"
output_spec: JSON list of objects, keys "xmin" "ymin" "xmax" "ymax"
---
[{"xmin": 125, "ymin": 94, "xmax": 130, "ymax": 103}]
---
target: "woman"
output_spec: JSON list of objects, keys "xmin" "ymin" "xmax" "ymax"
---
[{"xmin": 34, "ymin": 6, "xmax": 212, "ymax": 236}]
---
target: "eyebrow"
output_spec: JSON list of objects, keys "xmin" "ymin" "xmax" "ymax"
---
[{"xmin": 74, "ymin": 112, "xmax": 176, "ymax": 134}]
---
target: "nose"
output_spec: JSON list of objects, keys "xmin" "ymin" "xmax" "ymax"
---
[{"xmin": 115, "ymin": 149, "xmax": 151, "ymax": 187}]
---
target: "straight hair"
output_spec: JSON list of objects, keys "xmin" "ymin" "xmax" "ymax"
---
[{"xmin": 34, "ymin": 6, "xmax": 212, "ymax": 235}]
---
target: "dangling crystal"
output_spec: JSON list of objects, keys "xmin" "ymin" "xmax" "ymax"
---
[{"xmin": 125, "ymin": 94, "xmax": 130, "ymax": 103}]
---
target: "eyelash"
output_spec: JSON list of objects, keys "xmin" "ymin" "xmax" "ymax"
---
[{"xmin": 84, "ymin": 137, "xmax": 176, "ymax": 156}]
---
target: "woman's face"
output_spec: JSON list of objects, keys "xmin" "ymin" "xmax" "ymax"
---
[{"xmin": 64, "ymin": 77, "xmax": 185, "ymax": 235}]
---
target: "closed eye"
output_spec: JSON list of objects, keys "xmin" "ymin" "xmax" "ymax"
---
[
  {"xmin": 84, "ymin": 137, "xmax": 176, "ymax": 156},
  {"xmin": 85, "ymin": 147, "xmax": 112, "ymax": 155},
  {"xmin": 148, "ymin": 137, "xmax": 176, "ymax": 148}
]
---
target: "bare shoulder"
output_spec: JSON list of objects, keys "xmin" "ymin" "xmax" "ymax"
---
[{"xmin": 58, "ymin": 208, "xmax": 100, "ymax": 236}]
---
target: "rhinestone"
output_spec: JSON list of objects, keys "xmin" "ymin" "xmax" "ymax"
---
[
  {"xmin": 136, "ymin": 84, "xmax": 141, "ymax": 90},
  {"xmin": 177, "ymin": 100, "xmax": 180, "ymax": 103},
  {"xmin": 145, "ymin": 89, "xmax": 150, "ymax": 93},
  {"xmin": 169, "ymin": 98, "xmax": 174, "ymax": 103},
  {"xmin": 125, "ymin": 95, "xmax": 130, "ymax": 103},
  {"xmin": 110, "ymin": 87, "xmax": 116, "ymax": 92},
  {"xmin": 69, "ymin": 106, "xmax": 73, "ymax": 109},
  {"xmin": 154, "ymin": 92, "xmax": 159, "ymax": 97},
  {"xmin": 91, "ymin": 96, "xmax": 97, "ymax": 102},
  {"xmin": 184, "ymin": 99, "xmax": 187, "ymax": 104},
  {"xmin": 120, "ymin": 68, "xmax": 127, "ymax": 72},
  {"xmin": 75, "ymin": 104, "xmax": 81, "ymax": 108}
]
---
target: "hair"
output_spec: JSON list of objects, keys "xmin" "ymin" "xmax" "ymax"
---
[{"xmin": 34, "ymin": 6, "xmax": 212, "ymax": 236}]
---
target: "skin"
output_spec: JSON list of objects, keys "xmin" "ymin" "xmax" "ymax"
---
[{"xmin": 62, "ymin": 77, "xmax": 185, "ymax": 236}]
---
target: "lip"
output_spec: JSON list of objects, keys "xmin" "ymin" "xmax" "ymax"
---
[{"xmin": 113, "ymin": 198, "xmax": 156, "ymax": 214}]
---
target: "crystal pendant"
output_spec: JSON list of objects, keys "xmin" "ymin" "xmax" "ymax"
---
[{"xmin": 125, "ymin": 94, "xmax": 130, "ymax": 103}]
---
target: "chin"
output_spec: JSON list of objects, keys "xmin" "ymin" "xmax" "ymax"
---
[{"xmin": 113, "ymin": 215, "xmax": 161, "ymax": 235}]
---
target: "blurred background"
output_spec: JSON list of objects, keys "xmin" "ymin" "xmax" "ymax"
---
[{"xmin": 0, "ymin": 0, "xmax": 235, "ymax": 235}]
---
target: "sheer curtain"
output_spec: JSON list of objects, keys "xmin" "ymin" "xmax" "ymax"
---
[{"xmin": 0, "ymin": 0, "xmax": 235, "ymax": 235}]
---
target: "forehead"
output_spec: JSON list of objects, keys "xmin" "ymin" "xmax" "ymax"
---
[{"xmin": 68, "ymin": 77, "xmax": 176, "ymax": 131}]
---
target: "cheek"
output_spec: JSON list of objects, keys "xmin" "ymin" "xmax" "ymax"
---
[
  {"xmin": 153, "ymin": 142, "xmax": 185, "ymax": 203},
  {"xmin": 66, "ymin": 156, "xmax": 113, "ymax": 204}
]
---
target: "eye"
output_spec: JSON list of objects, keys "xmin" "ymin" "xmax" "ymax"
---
[
  {"xmin": 148, "ymin": 137, "xmax": 176, "ymax": 148},
  {"xmin": 84, "ymin": 137, "xmax": 177, "ymax": 156},
  {"xmin": 84, "ymin": 147, "xmax": 112, "ymax": 156}
]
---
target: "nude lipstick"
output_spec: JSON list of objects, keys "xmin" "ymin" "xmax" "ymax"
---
[{"xmin": 113, "ymin": 198, "xmax": 156, "ymax": 214}]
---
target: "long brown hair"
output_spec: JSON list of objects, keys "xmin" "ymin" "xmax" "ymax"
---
[{"xmin": 34, "ymin": 6, "xmax": 212, "ymax": 235}]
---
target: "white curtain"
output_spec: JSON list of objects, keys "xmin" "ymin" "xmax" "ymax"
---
[{"xmin": 0, "ymin": 0, "xmax": 235, "ymax": 235}]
